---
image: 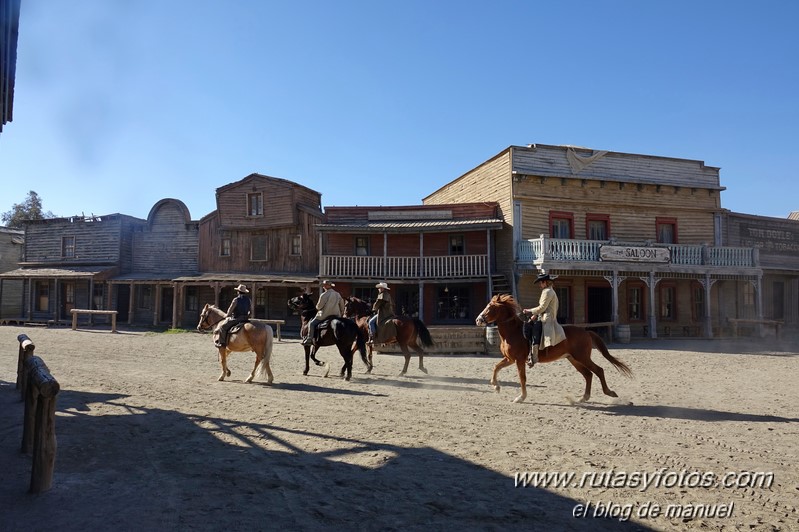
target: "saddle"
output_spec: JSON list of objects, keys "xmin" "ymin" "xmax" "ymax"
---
[
  {"xmin": 375, "ymin": 319, "xmax": 397, "ymax": 343},
  {"xmin": 305, "ymin": 317, "xmax": 336, "ymax": 344}
]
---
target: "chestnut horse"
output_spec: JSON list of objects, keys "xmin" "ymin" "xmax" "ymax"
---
[
  {"xmin": 343, "ymin": 296, "xmax": 434, "ymax": 376},
  {"xmin": 287, "ymin": 293, "xmax": 370, "ymax": 381},
  {"xmin": 475, "ymin": 294, "xmax": 632, "ymax": 403},
  {"xmin": 196, "ymin": 303, "xmax": 274, "ymax": 384}
]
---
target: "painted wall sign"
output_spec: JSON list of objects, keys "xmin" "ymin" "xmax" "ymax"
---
[{"xmin": 599, "ymin": 245, "xmax": 671, "ymax": 263}]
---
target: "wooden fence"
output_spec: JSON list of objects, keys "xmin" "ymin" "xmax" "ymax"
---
[{"xmin": 15, "ymin": 334, "xmax": 60, "ymax": 493}]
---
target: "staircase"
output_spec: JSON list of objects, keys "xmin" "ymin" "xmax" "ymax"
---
[{"xmin": 491, "ymin": 274, "xmax": 512, "ymax": 297}]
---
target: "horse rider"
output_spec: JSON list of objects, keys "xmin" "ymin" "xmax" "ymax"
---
[
  {"xmin": 302, "ymin": 280, "xmax": 345, "ymax": 345},
  {"xmin": 369, "ymin": 281, "xmax": 395, "ymax": 344},
  {"xmin": 215, "ymin": 284, "xmax": 252, "ymax": 347},
  {"xmin": 523, "ymin": 272, "xmax": 567, "ymax": 367}
]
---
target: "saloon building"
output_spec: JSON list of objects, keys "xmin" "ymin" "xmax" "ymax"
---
[{"xmin": 424, "ymin": 143, "xmax": 771, "ymax": 340}]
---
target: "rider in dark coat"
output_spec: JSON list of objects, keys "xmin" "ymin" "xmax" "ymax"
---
[{"xmin": 215, "ymin": 284, "xmax": 252, "ymax": 347}]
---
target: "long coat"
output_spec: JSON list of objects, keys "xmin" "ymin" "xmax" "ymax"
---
[
  {"xmin": 315, "ymin": 288, "xmax": 344, "ymax": 320},
  {"xmin": 373, "ymin": 291, "xmax": 396, "ymax": 325},
  {"xmin": 530, "ymin": 286, "xmax": 567, "ymax": 348}
]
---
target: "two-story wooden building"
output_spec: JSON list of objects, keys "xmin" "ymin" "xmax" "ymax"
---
[
  {"xmin": 316, "ymin": 203, "xmax": 504, "ymax": 324},
  {"xmin": 175, "ymin": 173, "xmax": 322, "ymax": 328},
  {"xmin": 424, "ymin": 144, "xmax": 763, "ymax": 339}
]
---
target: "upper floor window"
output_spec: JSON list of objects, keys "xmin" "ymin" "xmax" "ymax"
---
[
  {"xmin": 449, "ymin": 235, "xmax": 465, "ymax": 255},
  {"xmin": 586, "ymin": 214, "xmax": 610, "ymax": 241},
  {"xmin": 62, "ymin": 236, "xmax": 75, "ymax": 257},
  {"xmin": 247, "ymin": 192, "xmax": 263, "ymax": 217},
  {"xmin": 355, "ymin": 236, "xmax": 369, "ymax": 256},
  {"xmin": 291, "ymin": 234, "xmax": 302, "ymax": 256},
  {"xmin": 251, "ymin": 235, "xmax": 267, "ymax": 261},
  {"xmin": 656, "ymin": 217, "xmax": 677, "ymax": 244},
  {"xmin": 549, "ymin": 211, "xmax": 574, "ymax": 239},
  {"xmin": 220, "ymin": 237, "xmax": 231, "ymax": 257}
]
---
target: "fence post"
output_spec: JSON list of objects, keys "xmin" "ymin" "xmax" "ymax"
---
[
  {"xmin": 17, "ymin": 334, "xmax": 35, "ymax": 393},
  {"xmin": 21, "ymin": 354, "xmax": 60, "ymax": 494}
]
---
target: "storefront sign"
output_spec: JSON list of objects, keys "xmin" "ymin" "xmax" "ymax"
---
[{"xmin": 599, "ymin": 245, "xmax": 671, "ymax": 263}]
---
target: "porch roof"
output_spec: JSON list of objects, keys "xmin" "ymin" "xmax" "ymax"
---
[
  {"xmin": 0, "ymin": 266, "xmax": 117, "ymax": 279},
  {"xmin": 172, "ymin": 272, "xmax": 319, "ymax": 286}
]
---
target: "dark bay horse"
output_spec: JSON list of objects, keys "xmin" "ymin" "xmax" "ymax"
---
[
  {"xmin": 287, "ymin": 293, "xmax": 370, "ymax": 380},
  {"xmin": 196, "ymin": 303, "xmax": 274, "ymax": 384},
  {"xmin": 343, "ymin": 296, "xmax": 434, "ymax": 376},
  {"xmin": 475, "ymin": 294, "xmax": 632, "ymax": 403}
]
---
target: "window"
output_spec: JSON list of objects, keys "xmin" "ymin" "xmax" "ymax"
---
[
  {"xmin": 555, "ymin": 286, "xmax": 571, "ymax": 323},
  {"xmin": 291, "ymin": 235, "xmax": 301, "ymax": 256},
  {"xmin": 35, "ymin": 281, "xmax": 49, "ymax": 312},
  {"xmin": 255, "ymin": 287, "xmax": 267, "ymax": 318},
  {"xmin": 659, "ymin": 284, "xmax": 676, "ymax": 320},
  {"xmin": 449, "ymin": 235, "xmax": 465, "ymax": 255},
  {"xmin": 63, "ymin": 282, "xmax": 75, "ymax": 310},
  {"xmin": 251, "ymin": 235, "xmax": 267, "ymax": 261},
  {"xmin": 247, "ymin": 192, "xmax": 263, "ymax": 216},
  {"xmin": 586, "ymin": 214, "xmax": 610, "ymax": 241},
  {"xmin": 656, "ymin": 217, "xmax": 678, "ymax": 244},
  {"xmin": 185, "ymin": 286, "xmax": 198, "ymax": 312},
  {"xmin": 62, "ymin": 236, "xmax": 75, "ymax": 257},
  {"xmin": 137, "ymin": 285, "xmax": 152, "ymax": 310},
  {"xmin": 691, "ymin": 283, "xmax": 705, "ymax": 320},
  {"xmin": 355, "ymin": 236, "xmax": 370, "ymax": 256},
  {"xmin": 220, "ymin": 237, "xmax": 231, "ymax": 257},
  {"xmin": 549, "ymin": 211, "xmax": 574, "ymax": 239},
  {"xmin": 627, "ymin": 283, "xmax": 644, "ymax": 321}
]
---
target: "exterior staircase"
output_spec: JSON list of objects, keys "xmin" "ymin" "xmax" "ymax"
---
[{"xmin": 491, "ymin": 274, "xmax": 512, "ymax": 297}]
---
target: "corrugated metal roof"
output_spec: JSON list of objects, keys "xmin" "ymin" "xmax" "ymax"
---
[
  {"xmin": 316, "ymin": 217, "xmax": 504, "ymax": 232},
  {"xmin": 171, "ymin": 272, "xmax": 318, "ymax": 284}
]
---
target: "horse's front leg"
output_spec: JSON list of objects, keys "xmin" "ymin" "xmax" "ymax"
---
[
  {"xmin": 513, "ymin": 358, "xmax": 528, "ymax": 403},
  {"xmin": 303, "ymin": 346, "xmax": 311, "ymax": 376},
  {"xmin": 411, "ymin": 341, "xmax": 428, "ymax": 374},
  {"xmin": 399, "ymin": 347, "xmax": 411, "ymax": 376},
  {"xmin": 490, "ymin": 357, "xmax": 514, "ymax": 393},
  {"xmin": 218, "ymin": 347, "xmax": 230, "ymax": 381}
]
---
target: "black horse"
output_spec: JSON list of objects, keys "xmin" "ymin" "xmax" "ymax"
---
[{"xmin": 287, "ymin": 293, "xmax": 371, "ymax": 380}]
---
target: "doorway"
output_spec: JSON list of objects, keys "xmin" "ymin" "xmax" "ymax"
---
[{"xmin": 586, "ymin": 285, "xmax": 612, "ymax": 323}]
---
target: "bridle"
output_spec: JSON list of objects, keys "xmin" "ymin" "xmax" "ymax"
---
[{"xmin": 476, "ymin": 303, "xmax": 524, "ymax": 326}]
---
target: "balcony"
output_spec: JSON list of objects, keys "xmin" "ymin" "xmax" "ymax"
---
[
  {"xmin": 321, "ymin": 254, "xmax": 489, "ymax": 279},
  {"xmin": 516, "ymin": 237, "xmax": 758, "ymax": 268}
]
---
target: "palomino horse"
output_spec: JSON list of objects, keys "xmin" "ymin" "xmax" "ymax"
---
[
  {"xmin": 287, "ymin": 293, "xmax": 370, "ymax": 380},
  {"xmin": 196, "ymin": 303, "xmax": 274, "ymax": 384},
  {"xmin": 343, "ymin": 296, "xmax": 434, "ymax": 376},
  {"xmin": 475, "ymin": 294, "xmax": 632, "ymax": 403}
]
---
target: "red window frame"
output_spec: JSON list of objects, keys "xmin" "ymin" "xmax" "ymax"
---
[{"xmin": 549, "ymin": 211, "xmax": 574, "ymax": 239}]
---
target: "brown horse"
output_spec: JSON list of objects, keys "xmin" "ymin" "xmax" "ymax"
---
[
  {"xmin": 475, "ymin": 294, "xmax": 632, "ymax": 403},
  {"xmin": 196, "ymin": 303, "xmax": 274, "ymax": 384},
  {"xmin": 343, "ymin": 296, "xmax": 434, "ymax": 376}
]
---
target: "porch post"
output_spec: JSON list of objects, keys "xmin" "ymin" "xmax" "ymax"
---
[
  {"xmin": 128, "ymin": 282, "xmax": 135, "ymax": 325},
  {"xmin": 153, "ymin": 284, "xmax": 160, "ymax": 326},
  {"xmin": 704, "ymin": 273, "xmax": 714, "ymax": 338},
  {"xmin": 54, "ymin": 279, "xmax": 60, "ymax": 323},
  {"xmin": 648, "ymin": 271, "xmax": 657, "ymax": 339},
  {"xmin": 172, "ymin": 282, "xmax": 179, "ymax": 329},
  {"xmin": 755, "ymin": 275, "xmax": 764, "ymax": 337},
  {"xmin": 486, "ymin": 228, "xmax": 493, "ymax": 297}
]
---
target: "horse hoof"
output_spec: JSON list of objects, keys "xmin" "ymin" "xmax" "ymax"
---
[
  {"xmin": 513, "ymin": 395, "xmax": 526, "ymax": 403},
  {"xmin": 493, "ymin": 385, "xmax": 500, "ymax": 393},
  {"xmin": 607, "ymin": 391, "xmax": 619, "ymax": 398},
  {"xmin": 303, "ymin": 370, "xmax": 309, "ymax": 376},
  {"xmin": 218, "ymin": 376, "xmax": 225, "ymax": 382},
  {"xmin": 419, "ymin": 367, "xmax": 428, "ymax": 374},
  {"xmin": 245, "ymin": 378, "xmax": 253, "ymax": 383}
]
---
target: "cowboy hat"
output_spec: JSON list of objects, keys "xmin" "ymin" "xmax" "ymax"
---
[
  {"xmin": 534, "ymin": 272, "xmax": 551, "ymax": 284},
  {"xmin": 235, "ymin": 284, "xmax": 249, "ymax": 293},
  {"xmin": 375, "ymin": 282, "xmax": 390, "ymax": 290},
  {"xmin": 321, "ymin": 279, "xmax": 335, "ymax": 287}
]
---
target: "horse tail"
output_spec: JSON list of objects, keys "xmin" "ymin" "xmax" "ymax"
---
[
  {"xmin": 353, "ymin": 322, "xmax": 370, "ymax": 369},
  {"xmin": 413, "ymin": 318, "xmax": 434, "ymax": 347},
  {"xmin": 256, "ymin": 324, "xmax": 274, "ymax": 379},
  {"xmin": 588, "ymin": 331, "xmax": 633, "ymax": 378}
]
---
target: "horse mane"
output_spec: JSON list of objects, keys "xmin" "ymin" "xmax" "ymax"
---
[{"xmin": 493, "ymin": 293, "xmax": 523, "ymax": 314}]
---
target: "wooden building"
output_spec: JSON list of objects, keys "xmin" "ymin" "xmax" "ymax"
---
[
  {"xmin": 424, "ymin": 144, "xmax": 763, "ymax": 339},
  {"xmin": 0, "ymin": 225, "xmax": 23, "ymax": 321},
  {"xmin": 180, "ymin": 173, "xmax": 322, "ymax": 329},
  {"xmin": 316, "ymin": 203, "xmax": 504, "ymax": 324},
  {"xmin": 720, "ymin": 211, "xmax": 799, "ymax": 333},
  {"xmin": 0, "ymin": 0, "xmax": 21, "ymax": 134}
]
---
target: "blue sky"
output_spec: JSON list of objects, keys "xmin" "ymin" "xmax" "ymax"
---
[{"xmin": 2, "ymin": 1, "xmax": 797, "ymax": 221}]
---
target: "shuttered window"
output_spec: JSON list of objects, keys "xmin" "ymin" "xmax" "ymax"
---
[{"xmin": 251, "ymin": 235, "xmax": 267, "ymax": 261}]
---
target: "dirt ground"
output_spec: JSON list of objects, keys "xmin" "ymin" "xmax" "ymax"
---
[{"xmin": 1, "ymin": 324, "xmax": 798, "ymax": 532}]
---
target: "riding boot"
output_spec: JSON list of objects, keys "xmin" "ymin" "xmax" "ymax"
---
[{"xmin": 527, "ymin": 345, "xmax": 539, "ymax": 368}]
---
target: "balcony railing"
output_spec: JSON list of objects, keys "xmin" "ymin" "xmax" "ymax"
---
[
  {"xmin": 516, "ymin": 238, "xmax": 757, "ymax": 268},
  {"xmin": 321, "ymin": 254, "xmax": 488, "ymax": 279}
]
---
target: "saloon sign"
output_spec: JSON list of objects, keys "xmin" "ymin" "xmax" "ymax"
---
[{"xmin": 599, "ymin": 245, "xmax": 671, "ymax": 263}]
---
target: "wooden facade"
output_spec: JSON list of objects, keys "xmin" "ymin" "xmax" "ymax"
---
[
  {"xmin": 424, "ymin": 144, "xmax": 769, "ymax": 339},
  {"xmin": 316, "ymin": 203, "xmax": 503, "ymax": 324},
  {"xmin": 0, "ymin": 226, "xmax": 23, "ymax": 320}
]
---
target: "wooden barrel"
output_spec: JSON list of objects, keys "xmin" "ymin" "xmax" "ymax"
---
[
  {"xmin": 616, "ymin": 324, "xmax": 631, "ymax": 344},
  {"xmin": 485, "ymin": 326, "xmax": 501, "ymax": 355}
]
